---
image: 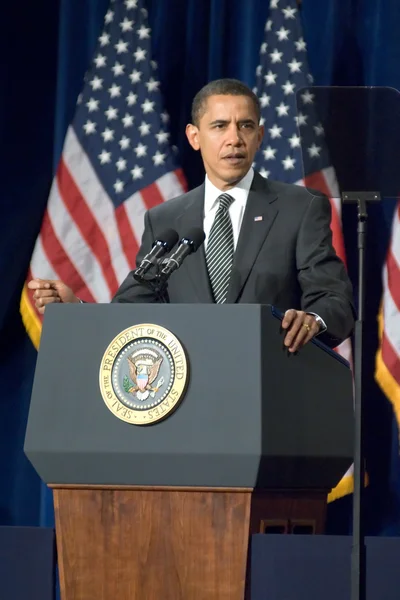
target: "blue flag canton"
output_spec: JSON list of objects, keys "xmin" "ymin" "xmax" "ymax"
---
[
  {"xmin": 253, "ymin": 0, "xmax": 331, "ymax": 183},
  {"xmin": 73, "ymin": 0, "xmax": 178, "ymax": 205}
]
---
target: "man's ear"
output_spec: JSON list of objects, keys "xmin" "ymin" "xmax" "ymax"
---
[
  {"xmin": 186, "ymin": 123, "xmax": 200, "ymax": 151},
  {"xmin": 257, "ymin": 123, "xmax": 265, "ymax": 149}
]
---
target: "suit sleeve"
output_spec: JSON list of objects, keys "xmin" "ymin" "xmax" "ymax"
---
[
  {"xmin": 112, "ymin": 211, "xmax": 167, "ymax": 303},
  {"xmin": 296, "ymin": 193, "xmax": 356, "ymax": 347}
]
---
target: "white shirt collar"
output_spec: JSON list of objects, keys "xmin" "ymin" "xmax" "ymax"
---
[{"xmin": 204, "ymin": 167, "xmax": 254, "ymax": 215}]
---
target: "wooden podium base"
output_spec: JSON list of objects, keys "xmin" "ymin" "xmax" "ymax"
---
[{"xmin": 53, "ymin": 486, "xmax": 327, "ymax": 600}]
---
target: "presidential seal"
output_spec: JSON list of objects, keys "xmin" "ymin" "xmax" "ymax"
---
[{"xmin": 99, "ymin": 324, "xmax": 188, "ymax": 425}]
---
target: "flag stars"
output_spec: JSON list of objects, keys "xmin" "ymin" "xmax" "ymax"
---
[
  {"xmin": 314, "ymin": 123, "xmax": 324, "ymax": 136},
  {"xmin": 301, "ymin": 90, "xmax": 314, "ymax": 104},
  {"xmin": 295, "ymin": 37, "xmax": 307, "ymax": 52},
  {"xmin": 90, "ymin": 76, "xmax": 103, "ymax": 90},
  {"xmin": 119, "ymin": 136, "xmax": 131, "ymax": 150},
  {"xmin": 263, "ymin": 146, "xmax": 277, "ymax": 160},
  {"xmin": 152, "ymin": 151, "xmax": 166, "ymax": 166},
  {"xmin": 94, "ymin": 54, "xmax": 106, "ymax": 68},
  {"xmin": 146, "ymin": 78, "xmax": 160, "ymax": 92},
  {"xmin": 115, "ymin": 39, "xmax": 129, "ymax": 54},
  {"xmin": 266, "ymin": 19, "xmax": 273, "ymax": 31},
  {"xmin": 282, "ymin": 156, "xmax": 296, "ymax": 170},
  {"xmin": 270, "ymin": 49, "xmax": 283, "ymax": 63},
  {"xmin": 98, "ymin": 150, "xmax": 112, "ymax": 164},
  {"xmin": 288, "ymin": 58, "xmax": 302, "ymax": 73},
  {"xmin": 116, "ymin": 158, "xmax": 127, "ymax": 172},
  {"xmin": 282, "ymin": 6, "xmax": 296, "ymax": 19},
  {"xmin": 105, "ymin": 106, "xmax": 118, "ymax": 120},
  {"xmin": 86, "ymin": 98, "xmax": 99, "ymax": 112},
  {"xmin": 137, "ymin": 25, "xmax": 151, "ymax": 39},
  {"xmin": 295, "ymin": 112, "xmax": 308, "ymax": 126},
  {"xmin": 126, "ymin": 92, "xmax": 137, "ymax": 105},
  {"xmin": 261, "ymin": 42, "xmax": 268, "ymax": 54},
  {"xmin": 276, "ymin": 102, "xmax": 289, "ymax": 116},
  {"xmin": 129, "ymin": 70, "xmax": 142, "ymax": 83},
  {"xmin": 270, "ymin": 0, "xmax": 280, "ymax": 8},
  {"xmin": 260, "ymin": 168, "xmax": 270, "ymax": 178},
  {"xmin": 114, "ymin": 179, "xmax": 125, "ymax": 193},
  {"xmin": 120, "ymin": 18, "xmax": 134, "ymax": 32},
  {"xmin": 276, "ymin": 27, "xmax": 290, "ymax": 41},
  {"xmin": 125, "ymin": 0, "xmax": 138, "ymax": 8},
  {"xmin": 131, "ymin": 165, "xmax": 144, "ymax": 180},
  {"xmin": 122, "ymin": 113, "xmax": 134, "ymax": 127},
  {"xmin": 260, "ymin": 93, "xmax": 270, "ymax": 107},
  {"xmin": 99, "ymin": 32, "xmax": 110, "ymax": 47},
  {"xmin": 156, "ymin": 131, "xmax": 170, "ymax": 144},
  {"xmin": 268, "ymin": 124, "xmax": 283, "ymax": 139},
  {"xmin": 139, "ymin": 121, "xmax": 151, "ymax": 136},
  {"xmin": 134, "ymin": 142, "xmax": 147, "ymax": 157},
  {"xmin": 289, "ymin": 134, "xmax": 301, "ymax": 148},
  {"xmin": 83, "ymin": 120, "xmax": 96, "ymax": 135},
  {"xmin": 112, "ymin": 62, "xmax": 125, "ymax": 76},
  {"xmin": 308, "ymin": 144, "xmax": 322, "ymax": 158},
  {"xmin": 104, "ymin": 10, "xmax": 114, "ymax": 23},
  {"xmin": 142, "ymin": 99, "xmax": 155, "ymax": 113},
  {"xmin": 256, "ymin": 65, "xmax": 262, "ymax": 76},
  {"xmin": 102, "ymin": 128, "xmax": 115, "ymax": 142},
  {"xmin": 109, "ymin": 83, "xmax": 121, "ymax": 97},
  {"xmin": 161, "ymin": 112, "xmax": 170, "ymax": 123},
  {"xmin": 264, "ymin": 70, "xmax": 277, "ymax": 85},
  {"xmin": 134, "ymin": 47, "xmax": 147, "ymax": 62},
  {"xmin": 282, "ymin": 81, "xmax": 296, "ymax": 95}
]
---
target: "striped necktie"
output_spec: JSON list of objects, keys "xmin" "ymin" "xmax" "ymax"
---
[{"xmin": 206, "ymin": 193, "xmax": 235, "ymax": 303}]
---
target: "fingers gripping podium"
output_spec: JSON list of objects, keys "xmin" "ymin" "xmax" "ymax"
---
[{"xmin": 24, "ymin": 304, "xmax": 353, "ymax": 600}]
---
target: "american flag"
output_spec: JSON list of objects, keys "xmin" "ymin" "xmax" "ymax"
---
[
  {"xmin": 376, "ymin": 204, "xmax": 400, "ymax": 433},
  {"xmin": 253, "ymin": 0, "xmax": 353, "ymax": 501},
  {"xmin": 20, "ymin": 0, "xmax": 186, "ymax": 348}
]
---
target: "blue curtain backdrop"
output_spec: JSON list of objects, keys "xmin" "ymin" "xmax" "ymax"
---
[{"xmin": 1, "ymin": 0, "xmax": 400, "ymax": 536}]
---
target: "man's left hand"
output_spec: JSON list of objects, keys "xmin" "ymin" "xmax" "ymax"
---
[{"xmin": 281, "ymin": 309, "xmax": 321, "ymax": 353}]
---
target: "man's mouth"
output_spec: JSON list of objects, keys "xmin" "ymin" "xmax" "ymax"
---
[{"xmin": 223, "ymin": 153, "xmax": 246, "ymax": 164}]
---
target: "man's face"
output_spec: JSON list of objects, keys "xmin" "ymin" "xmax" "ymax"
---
[{"xmin": 186, "ymin": 94, "xmax": 264, "ymax": 190}]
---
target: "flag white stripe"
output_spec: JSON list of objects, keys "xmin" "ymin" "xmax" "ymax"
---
[
  {"xmin": 48, "ymin": 181, "xmax": 111, "ymax": 301},
  {"xmin": 383, "ymin": 265, "xmax": 400, "ymax": 357},
  {"xmin": 63, "ymin": 127, "xmax": 131, "ymax": 285},
  {"xmin": 30, "ymin": 236, "xmax": 58, "ymax": 280},
  {"xmin": 122, "ymin": 190, "xmax": 148, "ymax": 249}
]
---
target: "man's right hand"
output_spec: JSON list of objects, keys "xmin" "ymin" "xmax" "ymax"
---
[{"xmin": 27, "ymin": 279, "xmax": 80, "ymax": 314}]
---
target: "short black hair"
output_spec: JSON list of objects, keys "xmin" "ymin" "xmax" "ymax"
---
[{"xmin": 191, "ymin": 78, "xmax": 261, "ymax": 126}]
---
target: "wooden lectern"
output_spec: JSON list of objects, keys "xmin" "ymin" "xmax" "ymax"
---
[{"xmin": 24, "ymin": 304, "xmax": 353, "ymax": 600}]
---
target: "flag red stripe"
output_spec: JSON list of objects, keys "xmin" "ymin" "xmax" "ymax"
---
[
  {"xmin": 115, "ymin": 203, "xmax": 139, "ymax": 271},
  {"xmin": 304, "ymin": 171, "xmax": 347, "ymax": 264},
  {"xmin": 40, "ymin": 209, "xmax": 95, "ymax": 302},
  {"xmin": 141, "ymin": 181, "xmax": 165, "ymax": 211},
  {"xmin": 175, "ymin": 168, "xmax": 188, "ymax": 192},
  {"xmin": 381, "ymin": 330, "xmax": 400, "ymax": 386},
  {"xmin": 386, "ymin": 250, "xmax": 400, "ymax": 312},
  {"xmin": 57, "ymin": 159, "xmax": 119, "ymax": 295}
]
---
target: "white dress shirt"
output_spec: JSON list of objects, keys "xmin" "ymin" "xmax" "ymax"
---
[{"xmin": 203, "ymin": 168, "xmax": 254, "ymax": 250}]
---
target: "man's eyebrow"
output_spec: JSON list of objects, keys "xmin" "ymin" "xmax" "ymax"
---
[{"xmin": 208, "ymin": 118, "xmax": 256, "ymax": 126}]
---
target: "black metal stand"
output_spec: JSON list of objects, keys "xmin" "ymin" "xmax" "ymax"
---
[
  {"xmin": 342, "ymin": 190, "xmax": 381, "ymax": 600},
  {"xmin": 132, "ymin": 262, "xmax": 169, "ymax": 303}
]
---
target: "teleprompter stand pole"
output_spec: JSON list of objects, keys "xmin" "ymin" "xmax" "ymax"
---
[{"xmin": 341, "ymin": 190, "xmax": 381, "ymax": 600}]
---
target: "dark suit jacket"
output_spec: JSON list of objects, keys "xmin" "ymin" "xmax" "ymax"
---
[{"xmin": 113, "ymin": 171, "xmax": 355, "ymax": 347}]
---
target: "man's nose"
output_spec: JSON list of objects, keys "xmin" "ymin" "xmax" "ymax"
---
[{"xmin": 226, "ymin": 126, "xmax": 243, "ymax": 146}]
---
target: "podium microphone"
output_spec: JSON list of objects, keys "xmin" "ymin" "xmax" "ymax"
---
[
  {"xmin": 133, "ymin": 228, "xmax": 179, "ymax": 280},
  {"xmin": 160, "ymin": 228, "xmax": 206, "ymax": 279}
]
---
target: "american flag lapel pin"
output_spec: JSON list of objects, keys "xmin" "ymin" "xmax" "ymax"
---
[{"xmin": 254, "ymin": 216, "xmax": 263, "ymax": 222}]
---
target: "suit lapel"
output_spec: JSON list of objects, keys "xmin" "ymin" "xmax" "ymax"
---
[
  {"xmin": 226, "ymin": 172, "xmax": 279, "ymax": 303},
  {"xmin": 175, "ymin": 184, "xmax": 214, "ymax": 303}
]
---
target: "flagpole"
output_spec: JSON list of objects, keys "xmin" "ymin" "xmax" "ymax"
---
[{"xmin": 342, "ymin": 191, "xmax": 381, "ymax": 600}]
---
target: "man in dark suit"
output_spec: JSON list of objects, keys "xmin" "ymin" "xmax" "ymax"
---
[{"xmin": 29, "ymin": 79, "xmax": 355, "ymax": 352}]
